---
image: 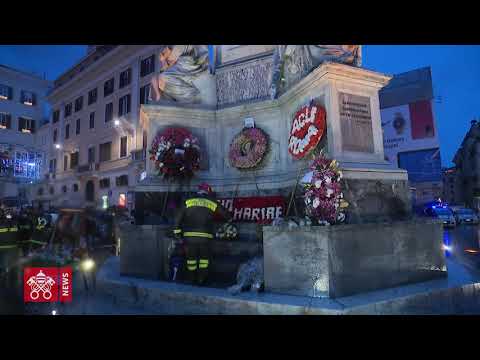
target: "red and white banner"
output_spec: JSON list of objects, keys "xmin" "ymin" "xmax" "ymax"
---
[
  {"xmin": 218, "ymin": 196, "xmax": 285, "ymax": 223},
  {"xmin": 288, "ymin": 100, "xmax": 327, "ymax": 159}
]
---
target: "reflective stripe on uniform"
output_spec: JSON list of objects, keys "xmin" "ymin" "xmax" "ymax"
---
[
  {"xmin": 199, "ymin": 259, "xmax": 209, "ymax": 269},
  {"xmin": 183, "ymin": 232, "xmax": 213, "ymax": 239},
  {"xmin": 0, "ymin": 245, "xmax": 17, "ymax": 249},
  {"xmin": 187, "ymin": 265, "xmax": 198, "ymax": 271},
  {"xmin": 0, "ymin": 228, "xmax": 8, "ymax": 233},
  {"xmin": 173, "ymin": 229, "xmax": 182, "ymax": 234},
  {"xmin": 9, "ymin": 227, "xmax": 18, "ymax": 232},
  {"xmin": 187, "ymin": 260, "xmax": 197, "ymax": 265},
  {"xmin": 185, "ymin": 198, "xmax": 218, "ymax": 212}
]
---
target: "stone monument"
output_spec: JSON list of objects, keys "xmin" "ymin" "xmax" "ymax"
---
[{"xmin": 133, "ymin": 45, "xmax": 446, "ymax": 297}]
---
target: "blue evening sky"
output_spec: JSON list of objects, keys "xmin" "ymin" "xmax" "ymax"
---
[{"xmin": 1, "ymin": 45, "xmax": 479, "ymax": 167}]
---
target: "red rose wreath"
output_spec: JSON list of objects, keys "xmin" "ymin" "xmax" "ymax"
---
[{"xmin": 149, "ymin": 127, "xmax": 201, "ymax": 180}]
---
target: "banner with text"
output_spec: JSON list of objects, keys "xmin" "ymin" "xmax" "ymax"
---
[{"xmin": 218, "ymin": 196, "xmax": 285, "ymax": 223}]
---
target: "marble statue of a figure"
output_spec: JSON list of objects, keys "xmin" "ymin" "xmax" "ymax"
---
[
  {"xmin": 150, "ymin": 45, "xmax": 210, "ymax": 104},
  {"xmin": 270, "ymin": 45, "xmax": 362, "ymax": 99}
]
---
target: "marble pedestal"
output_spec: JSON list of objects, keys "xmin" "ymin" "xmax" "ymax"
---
[{"xmin": 263, "ymin": 220, "xmax": 447, "ymax": 298}]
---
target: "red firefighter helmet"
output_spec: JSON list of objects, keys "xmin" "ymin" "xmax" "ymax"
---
[{"xmin": 198, "ymin": 183, "xmax": 213, "ymax": 195}]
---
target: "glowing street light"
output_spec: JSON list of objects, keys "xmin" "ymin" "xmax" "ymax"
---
[
  {"xmin": 114, "ymin": 119, "xmax": 120, "ymax": 127},
  {"xmin": 55, "ymin": 144, "xmax": 61, "ymax": 149}
]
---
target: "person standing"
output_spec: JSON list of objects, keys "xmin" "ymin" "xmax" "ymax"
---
[{"xmin": 173, "ymin": 183, "xmax": 231, "ymax": 286}]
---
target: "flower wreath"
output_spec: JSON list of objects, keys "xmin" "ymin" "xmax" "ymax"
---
[
  {"xmin": 303, "ymin": 152, "xmax": 349, "ymax": 224},
  {"xmin": 149, "ymin": 127, "xmax": 201, "ymax": 180},
  {"xmin": 229, "ymin": 127, "xmax": 269, "ymax": 170}
]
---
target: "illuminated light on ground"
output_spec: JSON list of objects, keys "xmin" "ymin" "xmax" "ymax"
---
[
  {"xmin": 81, "ymin": 259, "xmax": 95, "ymax": 272},
  {"xmin": 464, "ymin": 249, "xmax": 479, "ymax": 254}
]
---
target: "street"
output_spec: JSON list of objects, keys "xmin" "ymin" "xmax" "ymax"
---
[{"xmin": 443, "ymin": 225, "xmax": 480, "ymax": 277}]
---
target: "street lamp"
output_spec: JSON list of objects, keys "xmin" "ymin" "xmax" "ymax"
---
[{"xmin": 55, "ymin": 144, "xmax": 61, "ymax": 149}]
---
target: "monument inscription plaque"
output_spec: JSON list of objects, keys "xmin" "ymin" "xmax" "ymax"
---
[{"xmin": 339, "ymin": 92, "xmax": 374, "ymax": 153}]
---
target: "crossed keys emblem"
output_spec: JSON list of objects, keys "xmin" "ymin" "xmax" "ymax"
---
[{"xmin": 26, "ymin": 270, "xmax": 56, "ymax": 300}]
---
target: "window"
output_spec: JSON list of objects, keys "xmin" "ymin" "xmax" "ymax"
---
[
  {"xmin": 65, "ymin": 124, "xmax": 70, "ymax": 139},
  {"xmin": 116, "ymin": 175, "xmax": 128, "ymax": 187},
  {"xmin": 119, "ymin": 68, "xmax": 131, "ymax": 88},
  {"xmin": 49, "ymin": 187, "xmax": 55, "ymax": 195},
  {"xmin": 104, "ymin": 78, "xmax": 115, "ymax": 97},
  {"xmin": 63, "ymin": 155, "xmax": 68, "ymax": 171},
  {"xmin": 74, "ymin": 96, "xmax": 83, "ymax": 112},
  {"xmin": 140, "ymin": 84, "xmax": 151, "ymax": 105},
  {"xmin": 99, "ymin": 142, "xmax": 112, "ymax": 162},
  {"xmin": 99, "ymin": 178, "xmax": 111, "ymax": 188},
  {"xmin": 53, "ymin": 129, "xmax": 58, "ymax": 143},
  {"xmin": 118, "ymin": 193, "xmax": 126, "ymax": 207},
  {"xmin": 65, "ymin": 103, "xmax": 72, "ymax": 117},
  {"xmin": 88, "ymin": 88, "xmax": 97, "ymax": 105},
  {"xmin": 49, "ymin": 159, "xmax": 56, "ymax": 174},
  {"xmin": 37, "ymin": 188, "xmax": 44, "ymax": 196},
  {"xmin": 105, "ymin": 102, "xmax": 113, "ymax": 122},
  {"xmin": 89, "ymin": 112, "xmax": 95, "ymax": 129},
  {"xmin": 88, "ymin": 146, "xmax": 96, "ymax": 163},
  {"xmin": 0, "ymin": 84, "xmax": 13, "ymax": 100},
  {"xmin": 52, "ymin": 110, "xmax": 60, "ymax": 123},
  {"xmin": 18, "ymin": 117, "xmax": 35, "ymax": 133},
  {"xmin": 0, "ymin": 113, "xmax": 12, "ymax": 129},
  {"xmin": 120, "ymin": 136, "xmax": 128, "ymax": 158},
  {"xmin": 70, "ymin": 152, "xmax": 79, "ymax": 169},
  {"xmin": 20, "ymin": 90, "xmax": 36, "ymax": 106},
  {"xmin": 62, "ymin": 185, "xmax": 68, "ymax": 193},
  {"xmin": 140, "ymin": 55, "xmax": 155, "ymax": 77},
  {"xmin": 76, "ymin": 118, "xmax": 81, "ymax": 135},
  {"xmin": 73, "ymin": 184, "xmax": 79, "ymax": 192},
  {"xmin": 118, "ymin": 94, "xmax": 131, "ymax": 116}
]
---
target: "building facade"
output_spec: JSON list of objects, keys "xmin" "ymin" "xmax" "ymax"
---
[
  {"xmin": 379, "ymin": 67, "xmax": 442, "ymax": 206},
  {"xmin": 0, "ymin": 65, "xmax": 52, "ymax": 200},
  {"xmin": 452, "ymin": 119, "xmax": 480, "ymax": 210},
  {"xmin": 33, "ymin": 45, "xmax": 164, "ymax": 209},
  {"xmin": 442, "ymin": 166, "xmax": 462, "ymax": 205}
]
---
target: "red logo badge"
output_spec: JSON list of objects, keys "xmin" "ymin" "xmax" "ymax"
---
[
  {"xmin": 288, "ymin": 100, "xmax": 327, "ymax": 159},
  {"xmin": 24, "ymin": 267, "xmax": 72, "ymax": 303}
]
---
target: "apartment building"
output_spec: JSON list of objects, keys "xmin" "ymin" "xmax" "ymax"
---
[
  {"xmin": 0, "ymin": 64, "xmax": 52, "ymax": 199},
  {"xmin": 451, "ymin": 119, "xmax": 480, "ymax": 210},
  {"xmin": 33, "ymin": 45, "xmax": 164, "ymax": 209}
]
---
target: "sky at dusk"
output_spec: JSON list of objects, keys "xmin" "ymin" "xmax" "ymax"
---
[{"xmin": 0, "ymin": 44, "xmax": 478, "ymax": 167}]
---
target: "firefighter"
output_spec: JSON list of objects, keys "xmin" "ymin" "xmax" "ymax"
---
[{"xmin": 173, "ymin": 183, "xmax": 231, "ymax": 286}]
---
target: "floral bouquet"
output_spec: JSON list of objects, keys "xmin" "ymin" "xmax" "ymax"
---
[
  {"xmin": 149, "ymin": 127, "xmax": 201, "ymax": 181},
  {"xmin": 216, "ymin": 222, "xmax": 238, "ymax": 240},
  {"xmin": 303, "ymin": 152, "xmax": 349, "ymax": 224}
]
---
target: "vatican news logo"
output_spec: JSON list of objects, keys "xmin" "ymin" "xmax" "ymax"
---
[{"xmin": 24, "ymin": 267, "xmax": 73, "ymax": 303}]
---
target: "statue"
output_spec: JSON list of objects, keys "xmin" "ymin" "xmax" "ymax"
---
[
  {"xmin": 150, "ymin": 45, "xmax": 211, "ymax": 104},
  {"xmin": 270, "ymin": 45, "xmax": 362, "ymax": 99}
]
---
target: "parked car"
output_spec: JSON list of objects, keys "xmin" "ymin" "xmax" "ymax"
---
[
  {"xmin": 424, "ymin": 206, "xmax": 457, "ymax": 228},
  {"xmin": 451, "ymin": 207, "xmax": 479, "ymax": 225}
]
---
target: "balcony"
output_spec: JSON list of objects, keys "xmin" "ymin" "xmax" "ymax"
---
[
  {"xmin": 131, "ymin": 149, "xmax": 145, "ymax": 161},
  {"xmin": 77, "ymin": 163, "xmax": 100, "ymax": 174}
]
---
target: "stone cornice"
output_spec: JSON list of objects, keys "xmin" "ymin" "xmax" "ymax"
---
[{"xmin": 277, "ymin": 62, "xmax": 392, "ymax": 106}]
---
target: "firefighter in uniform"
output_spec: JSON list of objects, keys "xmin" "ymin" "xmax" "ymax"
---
[{"xmin": 173, "ymin": 183, "xmax": 231, "ymax": 286}]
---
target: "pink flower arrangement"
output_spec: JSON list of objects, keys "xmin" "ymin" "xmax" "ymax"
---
[
  {"xmin": 303, "ymin": 152, "xmax": 348, "ymax": 224},
  {"xmin": 149, "ymin": 127, "xmax": 201, "ymax": 181},
  {"xmin": 229, "ymin": 127, "xmax": 269, "ymax": 170}
]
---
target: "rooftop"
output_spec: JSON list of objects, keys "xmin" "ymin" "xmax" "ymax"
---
[
  {"xmin": 0, "ymin": 64, "xmax": 50, "ymax": 82},
  {"xmin": 52, "ymin": 45, "xmax": 118, "ymax": 90}
]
